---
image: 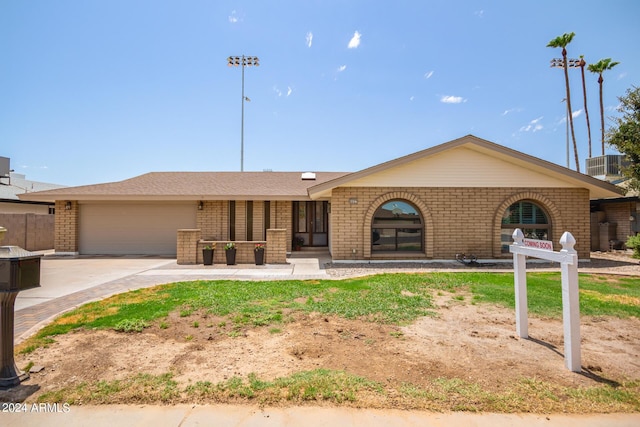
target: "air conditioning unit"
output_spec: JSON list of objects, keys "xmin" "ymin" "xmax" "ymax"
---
[{"xmin": 586, "ymin": 155, "xmax": 628, "ymax": 181}]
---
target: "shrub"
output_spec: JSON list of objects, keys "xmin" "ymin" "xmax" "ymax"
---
[
  {"xmin": 625, "ymin": 234, "xmax": 640, "ymax": 258},
  {"xmin": 114, "ymin": 319, "xmax": 149, "ymax": 333}
]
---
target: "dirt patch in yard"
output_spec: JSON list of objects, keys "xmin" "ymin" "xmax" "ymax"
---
[{"xmin": 14, "ymin": 289, "xmax": 640, "ymax": 409}]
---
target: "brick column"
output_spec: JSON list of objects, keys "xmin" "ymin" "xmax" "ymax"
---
[
  {"xmin": 55, "ymin": 200, "xmax": 79, "ymax": 254},
  {"xmin": 177, "ymin": 229, "xmax": 201, "ymax": 265},
  {"xmin": 266, "ymin": 229, "xmax": 287, "ymax": 264}
]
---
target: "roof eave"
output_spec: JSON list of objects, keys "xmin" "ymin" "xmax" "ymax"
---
[{"xmin": 18, "ymin": 193, "xmax": 314, "ymax": 202}]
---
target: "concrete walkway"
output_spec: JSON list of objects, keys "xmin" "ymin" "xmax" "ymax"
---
[{"xmin": 2, "ymin": 403, "xmax": 639, "ymax": 426}]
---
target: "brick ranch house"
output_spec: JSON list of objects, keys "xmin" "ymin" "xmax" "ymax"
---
[{"xmin": 19, "ymin": 135, "xmax": 622, "ymax": 263}]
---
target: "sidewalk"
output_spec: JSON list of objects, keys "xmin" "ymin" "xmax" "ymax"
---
[{"xmin": 3, "ymin": 403, "xmax": 639, "ymax": 426}]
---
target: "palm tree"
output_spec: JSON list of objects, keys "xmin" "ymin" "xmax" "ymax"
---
[
  {"xmin": 588, "ymin": 58, "xmax": 620, "ymax": 155},
  {"xmin": 547, "ymin": 32, "xmax": 580, "ymax": 172},
  {"xmin": 578, "ymin": 56, "xmax": 593, "ymax": 158}
]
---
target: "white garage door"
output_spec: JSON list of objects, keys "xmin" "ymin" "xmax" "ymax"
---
[{"xmin": 79, "ymin": 202, "xmax": 197, "ymax": 255}]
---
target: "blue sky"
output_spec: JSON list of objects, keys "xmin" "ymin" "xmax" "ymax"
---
[{"xmin": 2, "ymin": 1, "xmax": 639, "ymax": 186}]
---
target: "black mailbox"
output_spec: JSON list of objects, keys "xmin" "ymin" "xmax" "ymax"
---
[
  {"xmin": 0, "ymin": 249, "xmax": 42, "ymax": 292},
  {"xmin": 0, "ymin": 246, "xmax": 42, "ymax": 388}
]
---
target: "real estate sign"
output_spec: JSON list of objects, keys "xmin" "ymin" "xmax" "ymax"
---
[
  {"xmin": 510, "ymin": 228, "xmax": 581, "ymax": 373},
  {"xmin": 523, "ymin": 238, "xmax": 553, "ymax": 251}
]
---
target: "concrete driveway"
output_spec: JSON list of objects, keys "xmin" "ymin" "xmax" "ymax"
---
[
  {"xmin": 15, "ymin": 256, "xmax": 176, "ymax": 311},
  {"xmin": 13, "ymin": 254, "xmax": 328, "ymax": 341}
]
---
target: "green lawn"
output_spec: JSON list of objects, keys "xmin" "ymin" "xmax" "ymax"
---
[{"xmin": 23, "ymin": 272, "xmax": 639, "ymax": 350}]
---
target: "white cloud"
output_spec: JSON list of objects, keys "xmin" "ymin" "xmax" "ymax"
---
[
  {"xmin": 410, "ymin": 96, "xmax": 415, "ymax": 101},
  {"xmin": 474, "ymin": 10, "xmax": 484, "ymax": 18},
  {"xmin": 273, "ymin": 86, "xmax": 293, "ymax": 98},
  {"xmin": 228, "ymin": 10, "xmax": 239, "ymax": 23},
  {"xmin": 22, "ymin": 164, "xmax": 46, "ymax": 169},
  {"xmin": 618, "ymin": 72, "xmax": 627, "ymax": 80},
  {"xmin": 348, "ymin": 31, "xmax": 361, "ymax": 49},
  {"xmin": 440, "ymin": 95, "xmax": 466, "ymax": 104},
  {"xmin": 520, "ymin": 117, "xmax": 544, "ymax": 132},
  {"xmin": 306, "ymin": 32, "xmax": 313, "ymax": 48},
  {"xmin": 559, "ymin": 109, "xmax": 583, "ymax": 123},
  {"xmin": 502, "ymin": 108, "xmax": 522, "ymax": 116},
  {"xmin": 337, "ymin": 65, "xmax": 347, "ymax": 72},
  {"xmin": 424, "ymin": 71, "xmax": 434, "ymax": 79}
]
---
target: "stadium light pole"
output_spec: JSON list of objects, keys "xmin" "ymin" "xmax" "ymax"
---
[
  {"xmin": 550, "ymin": 58, "xmax": 580, "ymax": 170},
  {"xmin": 227, "ymin": 55, "xmax": 260, "ymax": 172}
]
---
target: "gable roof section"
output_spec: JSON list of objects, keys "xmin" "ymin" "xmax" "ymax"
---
[
  {"xmin": 19, "ymin": 172, "xmax": 349, "ymax": 202},
  {"xmin": 308, "ymin": 135, "xmax": 623, "ymax": 200}
]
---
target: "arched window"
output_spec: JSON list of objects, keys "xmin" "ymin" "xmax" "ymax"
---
[
  {"xmin": 501, "ymin": 200, "xmax": 550, "ymax": 253},
  {"xmin": 372, "ymin": 200, "xmax": 423, "ymax": 252}
]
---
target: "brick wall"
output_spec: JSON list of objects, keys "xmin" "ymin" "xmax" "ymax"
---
[
  {"xmin": 197, "ymin": 201, "xmax": 271, "ymax": 243},
  {"xmin": 54, "ymin": 200, "xmax": 79, "ymax": 253},
  {"xmin": 235, "ymin": 200, "xmax": 247, "ymax": 241},
  {"xmin": 598, "ymin": 202, "xmax": 636, "ymax": 246},
  {"xmin": 197, "ymin": 201, "xmax": 228, "ymax": 240},
  {"xmin": 176, "ymin": 228, "xmax": 287, "ymax": 265},
  {"xmin": 274, "ymin": 201, "xmax": 292, "ymax": 252},
  {"xmin": 330, "ymin": 187, "xmax": 591, "ymax": 260},
  {"xmin": 253, "ymin": 202, "xmax": 265, "ymax": 240}
]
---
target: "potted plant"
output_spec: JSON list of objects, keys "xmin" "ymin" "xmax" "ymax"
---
[
  {"xmin": 224, "ymin": 242, "xmax": 236, "ymax": 265},
  {"xmin": 294, "ymin": 236, "xmax": 304, "ymax": 251},
  {"xmin": 254, "ymin": 243, "xmax": 265, "ymax": 265},
  {"xmin": 202, "ymin": 244, "xmax": 215, "ymax": 265}
]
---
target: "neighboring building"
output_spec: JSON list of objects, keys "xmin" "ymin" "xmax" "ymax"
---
[
  {"xmin": 19, "ymin": 135, "xmax": 622, "ymax": 260},
  {"xmin": 0, "ymin": 156, "xmax": 66, "ymax": 250},
  {"xmin": 586, "ymin": 154, "xmax": 639, "ymax": 251},
  {"xmin": 590, "ymin": 196, "xmax": 639, "ymax": 251},
  {"xmin": 0, "ymin": 163, "xmax": 64, "ymax": 215}
]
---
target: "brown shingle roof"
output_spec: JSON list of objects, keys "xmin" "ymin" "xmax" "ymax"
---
[{"xmin": 18, "ymin": 172, "xmax": 350, "ymax": 202}]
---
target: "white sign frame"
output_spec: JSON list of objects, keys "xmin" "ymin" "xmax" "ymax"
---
[{"xmin": 509, "ymin": 228, "xmax": 581, "ymax": 372}]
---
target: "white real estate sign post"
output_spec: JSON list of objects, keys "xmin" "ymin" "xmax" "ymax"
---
[{"xmin": 509, "ymin": 228, "xmax": 581, "ymax": 372}]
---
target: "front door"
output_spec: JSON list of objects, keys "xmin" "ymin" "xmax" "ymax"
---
[{"xmin": 293, "ymin": 201, "xmax": 328, "ymax": 247}]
